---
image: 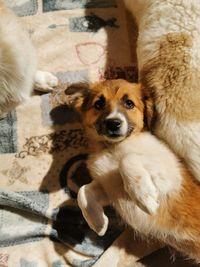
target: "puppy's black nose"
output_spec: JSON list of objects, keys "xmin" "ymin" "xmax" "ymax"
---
[{"xmin": 105, "ymin": 119, "xmax": 122, "ymax": 132}]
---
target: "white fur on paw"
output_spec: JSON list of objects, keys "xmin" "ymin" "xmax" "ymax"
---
[
  {"xmin": 139, "ymin": 194, "xmax": 159, "ymax": 215},
  {"xmin": 124, "ymin": 176, "xmax": 159, "ymax": 215},
  {"xmin": 34, "ymin": 71, "xmax": 58, "ymax": 92},
  {"xmin": 80, "ymin": 206, "xmax": 108, "ymax": 236},
  {"xmin": 120, "ymin": 156, "xmax": 160, "ymax": 215},
  {"xmin": 77, "ymin": 186, "xmax": 109, "ymax": 236},
  {"xmin": 96, "ymin": 214, "xmax": 109, "ymax": 236}
]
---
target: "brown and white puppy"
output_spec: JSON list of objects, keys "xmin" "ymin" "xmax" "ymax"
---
[
  {"xmin": 123, "ymin": 0, "xmax": 200, "ymax": 183},
  {"xmin": 65, "ymin": 79, "xmax": 200, "ymax": 263},
  {"xmin": 0, "ymin": 1, "xmax": 58, "ymax": 118}
]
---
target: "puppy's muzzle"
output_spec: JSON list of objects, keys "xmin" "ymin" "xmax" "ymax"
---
[
  {"xmin": 105, "ymin": 118, "xmax": 121, "ymax": 132},
  {"xmin": 102, "ymin": 118, "xmax": 123, "ymax": 138}
]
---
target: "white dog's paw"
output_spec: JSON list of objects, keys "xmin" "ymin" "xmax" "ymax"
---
[
  {"xmin": 77, "ymin": 185, "xmax": 109, "ymax": 236},
  {"xmin": 34, "ymin": 70, "xmax": 58, "ymax": 92}
]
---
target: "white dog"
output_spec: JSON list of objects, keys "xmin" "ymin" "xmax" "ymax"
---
[
  {"xmin": 0, "ymin": 1, "xmax": 58, "ymax": 118},
  {"xmin": 124, "ymin": 0, "xmax": 200, "ymax": 182}
]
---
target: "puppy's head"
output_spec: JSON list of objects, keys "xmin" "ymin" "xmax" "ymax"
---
[{"xmin": 65, "ymin": 79, "xmax": 153, "ymax": 143}]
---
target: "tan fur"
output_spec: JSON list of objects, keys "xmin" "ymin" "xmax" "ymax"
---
[
  {"xmin": 123, "ymin": 0, "xmax": 200, "ymax": 182},
  {"xmin": 155, "ymin": 172, "xmax": 200, "ymax": 257},
  {"xmin": 141, "ymin": 32, "xmax": 200, "ymax": 122},
  {"xmin": 66, "ymin": 79, "xmax": 200, "ymax": 263}
]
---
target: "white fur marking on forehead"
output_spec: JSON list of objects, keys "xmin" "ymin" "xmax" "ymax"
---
[{"xmin": 106, "ymin": 109, "xmax": 118, "ymax": 119}]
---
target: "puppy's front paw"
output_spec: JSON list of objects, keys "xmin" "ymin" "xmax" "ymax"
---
[
  {"xmin": 77, "ymin": 185, "xmax": 109, "ymax": 236},
  {"xmin": 93, "ymin": 212, "xmax": 109, "ymax": 236},
  {"xmin": 124, "ymin": 175, "xmax": 159, "ymax": 215},
  {"xmin": 136, "ymin": 190, "xmax": 159, "ymax": 215},
  {"xmin": 34, "ymin": 71, "xmax": 58, "ymax": 92},
  {"xmin": 119, "ymin": 156, "xmax": 160, "ymax": 215}
]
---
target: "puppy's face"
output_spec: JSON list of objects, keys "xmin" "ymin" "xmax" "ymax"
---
[{"xmin": 65, "ymin": 80, "xmax": 147, "ymax": 143}]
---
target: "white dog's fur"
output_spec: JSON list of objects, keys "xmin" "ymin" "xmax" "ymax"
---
[
  {"xmin": 123, "ymin": 0, "xmax": 200, "ymax": 182},
  {"xmin": 0, "ymin": 1, "xmax": 58, "ymax": 118}
]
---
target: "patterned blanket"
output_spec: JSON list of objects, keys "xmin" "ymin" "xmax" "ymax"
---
[{"xmin": 0, "ymin": 1, "xmax": 196, "ymax": 267}]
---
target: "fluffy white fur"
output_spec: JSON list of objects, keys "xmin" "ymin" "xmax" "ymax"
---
[
  {"xmin": 0, "ymin": 1, "xmax": 58, "ymax": 118},
  {"xmin": 78, "ymin": 122, "xmax": 200, "ymax": 261},
  {"xmin": 78, "ymin": 132, "xmax": 182, "ymax": 236},
  {"xmin": 123, "ymin": 0, "xmax": 200, "ymax": 182}
]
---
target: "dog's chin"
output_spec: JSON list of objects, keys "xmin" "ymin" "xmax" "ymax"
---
[
  {"xmin": 103, "ymin": 134, "xmax": 126, "ymax": 143},
  {"xmin": 102, "ymin": 126, "xmax": 135, "ymax": 143}
]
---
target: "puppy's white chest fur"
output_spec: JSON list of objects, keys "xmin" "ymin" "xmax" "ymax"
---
[
  {"xmin": 88, "ymin": 150, "xmax": 120, "ymax": 187},
  {"xmin": 87, "ymin": 133, "xmax": 183, "ymax": 237},
  {"xmin": 88, "ymin": 133, "xmax": 182, "ymax": 196},
  {"xmin": 89, "ymin": 150, "xmax": 117, "ymax": 173}
]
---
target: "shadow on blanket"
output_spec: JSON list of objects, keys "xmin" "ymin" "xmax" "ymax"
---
[{"xmin": 37, "ymin": 100, "xmax": 123, "ymax": 265}]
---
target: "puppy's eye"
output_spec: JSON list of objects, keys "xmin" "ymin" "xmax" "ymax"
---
[
  {"xmin": 124, "ymin": 99, "xmax": 135, "ymax": 109},
  {"xmin": 94, "ymin": 96, "xmax": 105, "ymax": 110}
]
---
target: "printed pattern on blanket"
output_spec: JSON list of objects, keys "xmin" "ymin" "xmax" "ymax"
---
[
  {"xmin": 0, "ymin": 1, "xmax": 137, "ymax": 266},
  {"xmin": 0, "ymin": 92, "xmax": 124, "ymax": 267}
]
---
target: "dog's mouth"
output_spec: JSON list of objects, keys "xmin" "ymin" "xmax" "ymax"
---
[
  {"xmin": 94, "ymin": 121, "xmax": 133, "ymax": 143},
  {"xmin": 103, "ymin": 127, "xmax": 134, "ymax": 142},
  {"xmin": 104, "ymin": 132, "xmax": 124, "ymax": 142},
  {"xmin": 103, "ymin": 133, "xmax": 126, "ymax": 143},
  {"xmin": 94, "ymin": 112, "xmax": 134, "ymax": 143},
  {"xmin": 107, "ymin": 132, "xmax": 122, "ymax": 138}
]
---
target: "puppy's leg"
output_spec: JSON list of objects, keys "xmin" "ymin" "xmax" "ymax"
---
[
  {"xmin": 119, "ymin": 154, "xmax": 159, "ymax": 215},
  {"xmin": 77, "ymin": 181, "xmax": 109, "ymax": 236},
  {"xmin": 34, "ymin": 70, "xmax": 58, "ymax": 92}
]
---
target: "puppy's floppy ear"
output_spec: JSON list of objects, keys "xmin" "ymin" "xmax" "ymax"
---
[
  {"xmin": 142, "ymin": 85, "xmax": 156, "ymax": 131},
  {"xmin": 65, "ymin": 82, "xmax": 91, "ymax": 111}
]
